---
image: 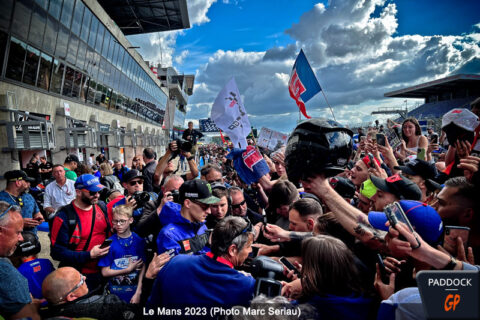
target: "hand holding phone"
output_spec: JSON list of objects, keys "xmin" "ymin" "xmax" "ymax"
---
[
  {"xmin": 384, "ymin": 202, "xmax": 421, "ymax": 248},
  {"xmin": 376, "ymin": 133, "xmax": 386, "ymax": 147},
  {"xmin": 376, "ymin": 254, "xmax": 389, "ymax": 284},
  {"xmin": 100, "ymin": 239, "xmax": 113, "ymax": 249},
  {"xmin": 280, "ymin": 256, "xmax": 301, "ymax": 277},
  {"xmin": 443, "ymin": 226, "xmax": 470, "ymax": 256}
]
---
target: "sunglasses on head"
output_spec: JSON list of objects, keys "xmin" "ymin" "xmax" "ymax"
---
[
  {"xmin": 231, "ymin": 199, "xmax": 246, "ymax": 209},
  {"xmin": 129, "ymin": 180, "xmax": 143, "ymax": 186}
]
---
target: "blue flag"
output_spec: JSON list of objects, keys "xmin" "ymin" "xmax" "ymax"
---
[{"xmin": 288, "ymin": 49, "xmax": 322, "ymax": 119}]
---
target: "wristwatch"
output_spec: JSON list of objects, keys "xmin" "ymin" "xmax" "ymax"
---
[
  {"xmin": 442, "ymin": 256, "xmax": 458, "ymax": 270},
  {"xmin": 187, "ymin": 156, "xmax": 194, "ymax": 161}
]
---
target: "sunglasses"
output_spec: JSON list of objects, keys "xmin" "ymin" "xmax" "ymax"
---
[
  {"xmin": 58, "ymin": 274, "xmax": 85, "ymax": 303},
  {"xmin": 231, "ymin": 199, "xmax": 246, "ymax": 209},
  {"xmin": 191, "ymin": 200, "xmax": 210, "ymax": 211},
  {"xmin": 83, "ymin": 189, "xmax": 100, "ymax": 196},
  {"xmin": 0, "ymin": 205, "xmax": 16, "ymax": 219},
  {"xmin": 129, "ymin": 180, "xmax": 143, "ymax": 186}
]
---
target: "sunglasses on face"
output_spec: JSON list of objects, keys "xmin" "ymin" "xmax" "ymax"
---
[
  {"xmin": 83, "ymin": 189, "xmax": 100, "ymax": 196},
  {"xmin": 231, "ymin": 199, "xmax": 246, "ymax": 209},
  {"xmin": 129, "ymin": 180, "xmax": 143, "ymax": 186},
  {"xmin": 191, "ymin": 200, "xmax": 210, "ymax": 211}
]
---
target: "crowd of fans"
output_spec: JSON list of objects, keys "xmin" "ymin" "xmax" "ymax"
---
[{"xmin": 0, "ymin": 97, "xmax": 479, "ymax": 319}]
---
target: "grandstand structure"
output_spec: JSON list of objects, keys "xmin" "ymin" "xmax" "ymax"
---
[{"xmin": 384, "ymin": 74, "xmax": 480, "ymax": 122}]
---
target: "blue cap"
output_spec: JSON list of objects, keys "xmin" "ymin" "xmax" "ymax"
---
[
  {"xmin": 368, "ymin": 200, "xmax": 444, "ymax": 245},
  {"xmin": 75, "ymin": 174, "xmax": 104, "ymax": 192}
]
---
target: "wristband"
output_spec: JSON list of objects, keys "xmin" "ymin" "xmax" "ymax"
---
[
  {"xmin": 442, "ymin": 256, "xmax": 457, "ymax": 270},
  {"xmin": 187, "ymin": 156, "xmax": 194, "ymax": 161}
]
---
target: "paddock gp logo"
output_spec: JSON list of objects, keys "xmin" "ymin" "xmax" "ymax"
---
[{"xmin": 417, "ymin": 270, "xmax": 479, "ymax": 319}]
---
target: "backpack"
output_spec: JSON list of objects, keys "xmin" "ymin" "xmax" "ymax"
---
[{"xmin": 103, "ymin": 175, "xmax": 125, "ymax": 194}]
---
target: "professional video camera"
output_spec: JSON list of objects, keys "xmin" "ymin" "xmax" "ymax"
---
[
  {"xmin": 249, "ymin": 256, "xmax": 284, "ymax": 297},
  {"xmin": 169, "ymin": 139, "xmax": 193, "ymax": 159},
  {"xmin": 132, "ymin": 191, "xmax": 151, "ymax": 208}
]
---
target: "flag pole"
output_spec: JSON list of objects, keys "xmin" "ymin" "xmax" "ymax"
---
[{"xmin": 321, "ymin": 90, "xmax": 337, "ymax": 121}]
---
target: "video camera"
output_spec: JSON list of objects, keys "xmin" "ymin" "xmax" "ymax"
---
[{"xmin": 249, "ymin": 256, "xmax": 284, "ymax": 297}]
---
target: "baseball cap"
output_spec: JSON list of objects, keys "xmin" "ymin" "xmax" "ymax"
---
[
  {"xmin": 329, "ymin": 176, "xmax": 356, "ymax": 199},
  {"xmin": 75, "ymin": 174, "xmax": 104, "ymax": 192},
  {"xmin": 122, "ymin": 169, "xmax": 145, "ymax": 183},
  {"xmin": 441, "ymin": 108, "xmax": 479, "ymax": 132},
  {"xmin": 180, "ymin": 180, "xmax": 220, "ymax": 205},
  {"xmin": 65, "ymin": 154, "xmax": 79, "ymax": 164},
  {"xmin": 360, "ymin": 178, "xmax": 378, "ymax": 199},
  {"xmin": 394, "ymin": 159, "xmax": 437, "ymax": 181},
  {"xmin": 4, "ymin": 170, "xmax": 36, "ymax": 183},
  {"xmin": 370, "ymin": 174, "xmax": 422, "ymax": 200},
  {"xmin": 368, "ymin": 200, "xmax": 444, "ymax": 245}
]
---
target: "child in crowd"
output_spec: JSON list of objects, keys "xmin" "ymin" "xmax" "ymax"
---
[
  {"xmin": 15, "ymin": 232, "xmax": 55, "ymax": 301},
  {"xmin": 99, "ymin": 205, "xmax": 146, "ymax": 304}
]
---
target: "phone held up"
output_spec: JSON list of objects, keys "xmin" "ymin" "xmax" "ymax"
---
[
  {"xmin": 384, "ymin": 202, "xmax": 421, "ymax": 248},
  {"xmin": 443, "ymin": 226, "xmax": 470, "ymax": 256}
]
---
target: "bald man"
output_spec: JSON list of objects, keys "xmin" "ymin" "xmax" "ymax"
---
[{"xmin": 41, "ymin": 267, "xmax": 137, "ymax": 319}]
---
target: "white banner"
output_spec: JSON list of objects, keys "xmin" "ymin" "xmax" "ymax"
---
[
  {"xmin": 257, "ymin": 127, "xmax": 288, "ymax": 151},
  {"xmin": 211, "ymin": 78, "xmax": 251, "ymax": 149}
]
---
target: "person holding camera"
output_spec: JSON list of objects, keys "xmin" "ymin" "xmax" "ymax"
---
[
  {"xmin": 182, "ymin": 121, "xmax": 204, "ymax": 156},
  {"xmin": 153, "ymin": 140, "xmax": 199, "ymax": 189},
  {"xmin": 147, "ymin": 216, "xmax": 256, "ymax": 308}
]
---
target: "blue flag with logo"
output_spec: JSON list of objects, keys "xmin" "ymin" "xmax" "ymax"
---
[{"xmin": 288, "ymin": 49, "xmax": 322, "ymax": 119}]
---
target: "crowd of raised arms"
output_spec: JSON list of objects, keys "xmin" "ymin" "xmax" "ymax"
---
[{"xmin": 0, "ymin": 99, "xmax": 480, "ymax": 320}]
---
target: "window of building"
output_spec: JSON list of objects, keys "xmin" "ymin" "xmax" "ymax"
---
[
  {"xmin": 107, "ymin": 35, "xmax": 114, "ymax": 62},
  {"xmin": 42, "ymin": 15, "xmax": 58, "ymax": 54},
  {"xmin": 62, "ymin": 65, "xmax": 74, "ymax": 96},
  {"xmin": 60, "ymin": 0, "xmax": 74, "ymax": 28},
  {"xmin": 6, "ymin": 37, "xmax": 27, "ymax": 81},
  {"xmin": 12, "ymin": 0, "xmax": 32, "ymax": 40},
  {"xmin": 55, "ymin": 25, "xmax": 69, "ymax": 59},
  {"xmin": 0, "ymin": 30, "xmax": 7, "ymax": 75},
  {"xmin": 71, "ymin": 0, "xmax": 83, "ymax": 36},
  {"xmin": 95, "ymin": 23, "xmax": 104, "ymax": 53},
  {"xmin": 76, "ymin": 40, "xmax": 86, "ymax": 70},
  {"xmin": 36, "ymin": 52, "xmax": 53, "ymax": 90},
  {"xmin": 67, "ymin": 35, "xmax": 79, "ymax": 64},
  {"xmin": 35, "ymin": 0, "xmax": 48, "ymax": 10},
  {"xmin": 0, "ymin": 0, "xmax": 15, "ymax": 31},
  {"xmin": 80, "ymin": 7, "xmax": 91, "ymax": 43},
  {"xmin": 49, "ymin": 0, "xmax": 62, "ymax": 19},
  {"xmin": 72, "ymin": 70, "xmax": 83, "ymax": 98},
  {"xmin": 102, "ymin": 31, "xmax": 110, "ymax": 56},
  {"xmin": 97, "ymin": 58, "xmax": 105, "ymax": 84},
  {"xmin": 85, "ymin": 45, "xmax": 94, "ymax": 74},
  {"xmin": 29, "ymin": 4, "xmax": 47, "ymax": 48},
  {"xmin": 50, "ymin": 59, "xmax": 64, "ymax": 94},
  {"xmin": 87, "ymin": 78, "xmax": 96, "ymax": 104},
  {"xmin": 87, "ymin": 16, "xmax": 98, "ymax": 48},
  {"xmin": 22, "ymin": 45, "xmax": 40, "ymax": 86},
  {"xmin": 80, "ymin": 75, "xmax": 89, "ymax": 101},
  {"xmin": 117, "ymin": 48, "xmax": 125, "ymax": 71}
]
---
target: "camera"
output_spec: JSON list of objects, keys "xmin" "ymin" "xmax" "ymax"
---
[
  {"xmin": 133, "ymin": 191, "xmax": 151, "ymax": 208},
  {"xmin": 169, "ymin": 139, "xmax": 193, "ymax": 157},
  {"xmin": 249, "ymin": 256, "xmax": 284, "ymax": 297},
  {"xmin": 170, "ymin": 189, "xmax": 181, "ymax": 203}
]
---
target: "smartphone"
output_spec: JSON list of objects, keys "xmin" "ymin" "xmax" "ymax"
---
[
  {"xmin": 367, "ymin": 153, "xmax": 376, "ymax": 168},
  {"xmin": 250, "ymin": 246, "xmax": 260, "ymax": 258},
  {"xmin": 417, "ymin": 148, "xmax": 426, "ymax": 161},
  {"xmin": 443, "ymin": 226, "xmax": 470, "ymax": 256},
  {"xmin": 431, "ymin": 135, "xmax": 438, "ymax": 144},
  {"xmin": 376, "ymin": 254, "xmax": 389, "ymax": 284},
  {"xmin": 279, "ymin": 256, "xmax": 301, "ymax": 277},
  {"xmin": 384, "ymin": 202, "xmax": 421, "ymax": 247},
  {"xmin": 376, "ymin": 133, "xmax": 386, "ymax": 147},
  {"xmin": 100, "ymin": 239, "xmax": 112, "ymax": 249}
]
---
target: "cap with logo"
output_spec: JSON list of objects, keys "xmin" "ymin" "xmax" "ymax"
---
[
  {"xmin": 370, "ymin": 174, "xmax": 422, "ymax": 200},
  {"xmin": 75, "ymin": 174, "xmax": 104, "ymax": 192},
  {"xmin": 122, "ymin": 169, "xmax": 145, "ymax": 183},
  {"xmin": 368, "ymin": 200, "xmax": 444, "ymax": 245},
  {"xmin": 394, "ymin": 159, "xmax": 437, "ymax": 181},
  {"xmin": 65, "ymin": 154, "xmax": 80, "ymax": 164},
  {"xmin": 329, "ymin": 176, "xmax": 356, "ymax": 199},
  {"xmin": 180, "ymin": 180, "xmax": 220, "ymax": 205},
  {"xmin": 4, "ymin": 170, "xmax": 36, "ymax": 183}
]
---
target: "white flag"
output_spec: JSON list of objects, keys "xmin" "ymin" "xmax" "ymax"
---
[{"xmin": 211, "ymin": 78, "xmax": 251, "ymax": 149}]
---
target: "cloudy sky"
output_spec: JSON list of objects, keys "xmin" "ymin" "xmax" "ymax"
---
[{"xmin": 128, "ymin": 0, "xmax": 480, "ymax": 133}]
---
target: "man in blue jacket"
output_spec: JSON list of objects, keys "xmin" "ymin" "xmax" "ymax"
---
[
  {"xmin": 148, "ymin": 216, "xmax": 256, "ymax": 308},
  {"xmin": 156, "ymin": 179, "xmax": 219, "ymax": 255}
]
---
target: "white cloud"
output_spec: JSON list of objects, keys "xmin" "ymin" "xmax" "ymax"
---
[
  {"xmin": 185, "ymin": 0, "xmax": 480, "ymax": 132},
  {"xmin": 175, "ymin": 50, "xmax": 190, "ymax": 65}
]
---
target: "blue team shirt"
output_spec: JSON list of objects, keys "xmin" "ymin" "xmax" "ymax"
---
[
  {"xmin": 17, "ymin": 258, "xmax": 55, "ymax": 300},
  {"xmin": 0, "ymin": 191, "xmax": 40, "ymax": 234},
  {"xmin": 98, "ymin": 232, "xmax": 146, "ymax": 302}
]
